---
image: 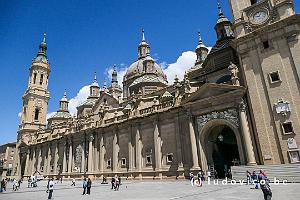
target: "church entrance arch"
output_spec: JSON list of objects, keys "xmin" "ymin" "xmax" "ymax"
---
[{"xmin": 199, "ymin": 119, "xmax": 245, "ymax": 178}]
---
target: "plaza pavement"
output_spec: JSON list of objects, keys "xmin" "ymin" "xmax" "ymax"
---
[{"xmin": 0, "ymin": 179, "xmax": 299, "ymax": 200}]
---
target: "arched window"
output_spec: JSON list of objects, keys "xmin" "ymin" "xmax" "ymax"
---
[
  {"xmin": 33, "ymin": 73, "xmax": 37, "ymax": 84},
  {"xmin": 34, "ymin": 109, "xmax": 39, "ymax": 121},
  {"xmin": 40, "ymin": 74, "xmax": 44, "ymax": 85}
]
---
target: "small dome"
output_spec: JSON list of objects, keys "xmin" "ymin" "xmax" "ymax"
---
[{"xmin": 49, "ymin": 111, "xmax": 72, "ymax": 119}]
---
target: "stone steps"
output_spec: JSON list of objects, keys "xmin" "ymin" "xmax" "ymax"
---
[{"xmin": 231, "ymin": 164, "xmax": 300, "ymax": 183}]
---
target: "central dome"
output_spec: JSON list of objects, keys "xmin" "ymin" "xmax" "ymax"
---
[
  {"xmin": 122, "ymin": 30, "xmax": 168, "ymax": 98},
  {"xmin": 124, "ymin": 56, "xmax": 167, "ymax": 82}
]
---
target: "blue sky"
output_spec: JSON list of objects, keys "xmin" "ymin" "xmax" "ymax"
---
[{"xmin": 0, "ymin": 0, "xmax": 299, "ymax": 145}]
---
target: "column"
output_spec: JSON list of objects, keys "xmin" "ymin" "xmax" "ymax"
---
[
  {"xmin": 81, "ymin": 141, "xmax": 85, "ymax": 173},
  {"xmin": 47, "ymin": 144, "xmax": 52, "ymax": 174},
  {"xmin": 24, "ymin": 149, "xmax": 30, "ymax": 176},
  {"xmin": 31, "ymin": 147, "xmax": 36, "ymax": 174},
  {"xmin": 99, "ymin": 134, "xmax": 104, "ymax": 173},
  {"xmin": 188, "ymin": 112, "xmax": 200, "ymax": 169},
  {"xmin": 239, "ymin": 101, "xmax": 257, "ymax": 165},
  {"xmin": 53, "ymin": 142, "xmax": 58, "ymax": 174},
  {"xmin": 128, "ymin": 125, "xmax": 134, "ymax": 172},
  {"xmin": 153, "ymin": 119, "xmax": 162, "ymax": 171},
  {"xmin": 14, "ymin": 148, "xmax": 20, "ymax": 177},
  {"xmin": 67, "ymin": 139, "xmax": 73, "ymax": 173},
  {"xmin": 88, "ymin": 134, "xmax": 94, "ymax": 172},
  {"xmin": 112, "ymin": 130, "xmax": 119, "ymax": 172},
  {"xmin": 135, "ymin": 124, "xmax": 142, "ymax": 172},
  {"xmin": 27, "ymin": 150, "xmax": 33, "ymax": 175},
  {"xmin": 198, "ymin": 139, "xmax": 208, "ymax": 172},
  {"xmin": 37, "ymin": 146, "xmax": 42, "ymax": 172},
  {"xmin": 94, "ymin": 134, "xmax": 99, "ymax": 172},
  {"xmin": 43, "ymin": 146, "xmax": 47, "ymax": 174},
  {"xmin": 174, "ymin": 115, "xmax": 183, "ymax": 169},
  {"xmin": 62, "ymin": 141, "xmax": 67, "ymax": 173}
]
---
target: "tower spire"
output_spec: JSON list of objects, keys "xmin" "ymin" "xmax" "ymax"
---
[
  {"xmin": 112, "ymin": 64, "xmax": 118, "ymax": 84},
  {"xmin": 58, "ymin": 89, "xmax": 69, "ymax": 112},
  {"xmin": 142, "ymin": 28, "xmax": 146, "ymax": 42},
  {"xmin": 63, "ymin": 89, "xmax": 67, "ymax": 100},
  {"xmin": 195, "ymin": 31, "xmax": 208, "ymax": 64},
  {"xmin": 214, "ymin": 0, "xmax": 233, "ymax": 40},
  {"xmin": 217, "ymin": 0, "xmax": 223, "ymax": 17},
  {"xmin": 34, "ymin": 32, "xmax": 48, "ymax": 63},
  {"xmin": 197, "ymin": 31, "xmax": 205, "ymax": 48},
  {"xmin": 43, "ymin": 32, "xmax": 46, "ymax": 43},
  {"xmin": 138, "ymin": 28, "xmax": 150, "ymax": 59},
  {"xmin": 90, "ymin": 72, "xmax": 100, "ymax": 97},
  {"xmin": 93, "ymin": 72, "xmax": 97, "ymax": 84}
]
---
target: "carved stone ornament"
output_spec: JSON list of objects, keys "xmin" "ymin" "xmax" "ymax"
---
[
  {"xmin": 228, "ymin": 62, "xmax": 240, "ymax": 86},
  {"xmin": 274, "ymin": 98, "xmax": 291, "ymax": 116},
  {"xmin": 74, "ymin": 144, "xmax": 83, "ymax": 170},
  {"xmin": 287, "ymin": 138, "xmax": 297, "ymax": 149},
  {"xmin": 89, "ymin": 134, "xmax": 94, "ymax": 142},
  {"xmin": 34, "ymin": 99, "xmax": 43, "ymax": 108},
  {"xmin": 196, "ymin": 109, "xmax": 239, "ymax": 132},
  {"xmin": 239, "ymin": 99, "xmax": 247, "ymax": 112}
]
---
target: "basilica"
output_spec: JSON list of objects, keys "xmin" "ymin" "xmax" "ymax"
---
[{"xmin": 14, "ymin": 0, "xmax": 300, "ymax": 180}]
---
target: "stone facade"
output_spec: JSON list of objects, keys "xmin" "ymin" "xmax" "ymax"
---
[
  {"xmin": 0, "ymin": 143, "xmax": 16, "ymax": 178},
  {"xmin": 12, "ymin": 0, "xmax": 300, "ymax": 180}
]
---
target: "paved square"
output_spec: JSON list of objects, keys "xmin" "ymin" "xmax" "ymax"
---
[{"xmin": 1, "ymin": 180, "xmax": 299, "ymax": 200}]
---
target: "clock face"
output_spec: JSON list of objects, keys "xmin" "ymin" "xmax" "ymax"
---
[{"xmin": 250, "ymin": 10, "xmax": 269, "ymax": 25}]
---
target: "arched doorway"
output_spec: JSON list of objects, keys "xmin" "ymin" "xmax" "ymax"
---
[
  {"xmin": 209, "ymin": 126, "xmax": 239, "ymax": 178},
  {"xmin": 199, "ymin": 120, "xmax": 245, "ymax": 178}
]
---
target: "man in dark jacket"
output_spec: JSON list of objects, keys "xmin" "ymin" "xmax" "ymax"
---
[
  {"xmin": 82, "ymin": 178, "xmax": 87, "ymax": 195},
  {"xmin": 111, "ymin": 177, "xmax": 115, "ymax": 190},
  {"xmin": 87, "ymin": 178, "xmax": 92, "ymax": 195}
]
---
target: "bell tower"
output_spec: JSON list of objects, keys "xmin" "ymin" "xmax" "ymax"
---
[
  {"xmin": 229, "ymin": 0, "xmax": 300, "ymax": 165},
  {"xmin": 229, "ymin": 0, "xmax": 295, "ymax": 38},
  {"xmin": 18, "ymin": 33, "xmax": 51, "ymax": 144}
]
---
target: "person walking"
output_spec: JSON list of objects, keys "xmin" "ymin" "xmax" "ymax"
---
[
  {"xmin": 47, "ymin": 178, "xmax": 54, "ymax": 200},
  {"xmin": 82, "ymin": 178, "xmax": 87, "ymax": 195},
  {"xmin": 246, "ymin": 170, "xmax": 252, "ymax": 184},
  {"xmin": 18, "ymin": 179, "xmax": 22, "ymax": 189},
  {"xmin": 0, "ymin": 179, "xmax": 4, "ymax": 193},
  {"xmin": 189, "ymin": 172, "xmax": 194, "ymax": 186},
  {"xmin": 252, "ymin": 171, "xmax": 259, "ymax": 189},
  {"xmin": 28, "ymin": 177, "xmax": 31, "ymax": 188},
  {"xmin": 259, "ymin": 172, "xmax": 272, "ymax": 200},
  {"xmin": 2, "ymin": 179, "xmax": 7, "ymax": 192},
  {"xmin": 71, "ymin": 178, "xmax": 76, "ymax": 186},
  {"xmin": 87, "ymin": 178, "xmax": 92, "ymax": 195},
  {"xmin": 111, "ymin": 176, "xmax": 115, "ymax": 190},
  {"xmin": 13, "ymin": 179, "xmax": 17, "ymax": 191},
  {"xmin": 114, "ymin": 176, "xmax": 119, "ymax": 191}
]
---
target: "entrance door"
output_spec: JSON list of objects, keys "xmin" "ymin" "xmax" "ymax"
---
[{"xmin": 209, "ymin": 126, "xmax": 240, "ymax": 178}]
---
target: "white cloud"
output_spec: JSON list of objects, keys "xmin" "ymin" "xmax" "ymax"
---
[
  {"xmin": 162, "ymin": 51, "xmax": 197, "ymax": 84},
  {"xmin": 68, "ymin": 85, "xmax": 90, "ymax": 116},
  {"xmin": 46, "ymin": 85, "xmax": 90, "ymax": 119}
]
